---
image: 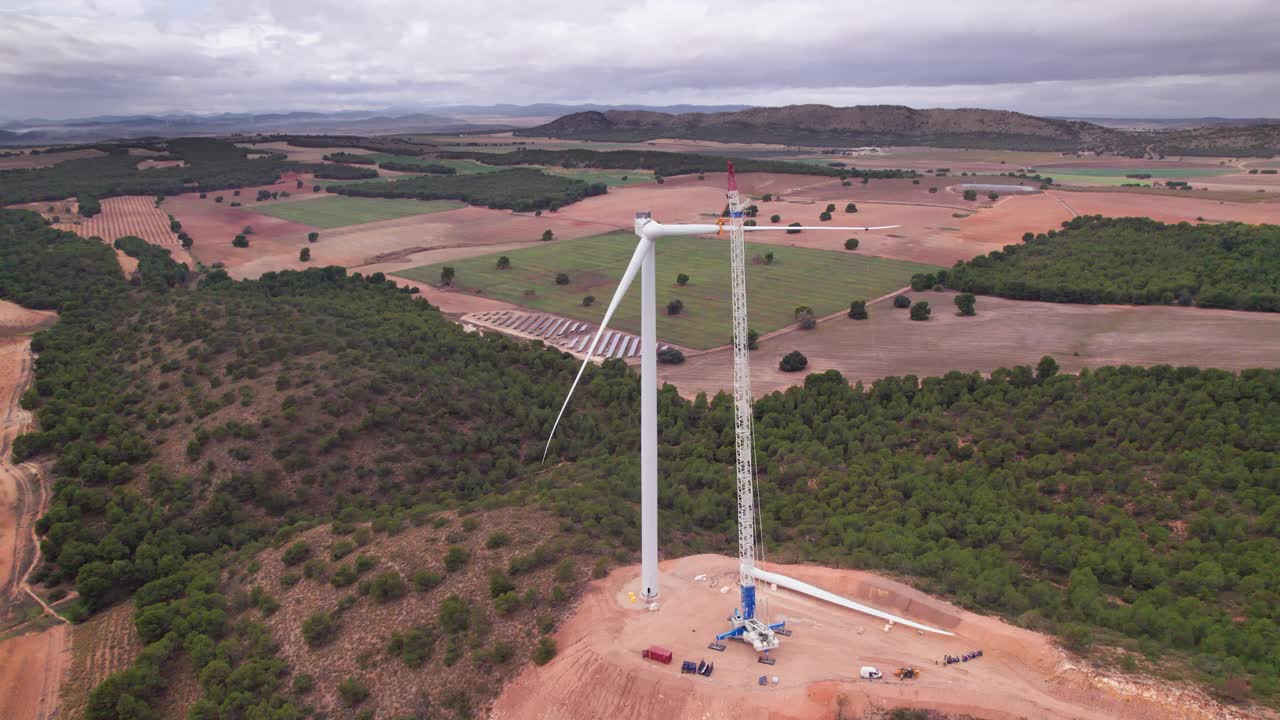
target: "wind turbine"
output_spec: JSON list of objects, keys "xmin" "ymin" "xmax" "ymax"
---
[{"xmin": 545, "ymin": 164, "xmax": 954, "ymax": 650}]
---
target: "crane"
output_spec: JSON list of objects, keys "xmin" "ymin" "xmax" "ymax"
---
[{"xmin": 714, "ymin": 162, "xmax": 783, "ymax": 652}]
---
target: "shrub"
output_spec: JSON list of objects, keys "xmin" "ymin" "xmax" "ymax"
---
[
  {"xmin": 844, "ymin": 237, "xmax": 859, "ymax": 251},
  {"xmin": 496, "ymin": 255, "xmax": 510, "ymax": 269},
  {"xmin": 582, "ymin": 295, "xmax": 594, "ymax": 307},
  {"xmin": 307, "ymin": 231, "xmax": 319, "ymax": 243},
  {"xmin": 657, "ymin": 347, "xmax": 685, "ymax": 364},
  {"xmin": 909, "ymin": 301, "xmax": 931, "ymax": 321},
  {"xmin": 486, "ymin": 531, "xmax": 512, "ymax": 549},
  {"xmin": 955, "ymin": 293, "xmax": 976, "ymax": 316},
  {"xmin": 232, "ymin": 235, "xmax": 249, "ymax": 248},
  {"xmin": 444, "ymin": 546, "xmax": 469, "ymax": 571},
  {"xmin": 988, "ymin": 191, "xmax": 1000, "ymax": 201},
  {"xmin": 301, "ymin": 612, "xmax": 337, "ymax": 647},
  {"xmin": 292, "ymin": 673, "xmax": 314, "ymax": 694},
  {"xmin": 337, "ymin": 676, "xmax": 370, "ymax": 707},
  {"xmin": 489, "ymin": 570, "xmax": 515, "ymax": 598},
  {"xmin": 794, "ymin": 306, "xmax": 816, "ymax": 330},
  {"xmin": 555, "ymin": 272, "xmax": 570, "ymax": 285},
  {"xmin": 369, "ymin": 571, "xmax": 407, "ymax": 603},
  {"xmin": 388, "ymin": 625, "xmax": 437, "ymax": 668},
  {"xmin": 963, "ymin": 189, "xmax": 978, "ymax": 201},
  {"xmin": 533, "ymin": 636, "xmax": 558, "ymax": 665},
  {"xmin": 848, "ymin": 300, "xmax": 868, "ymax": 320},
  {"xmin": 439, "ymin": 595, "xmax": 469, "ymax": 632},
  {"xmin": 282, "ymin": 541, "xmax": 310, "ymax": 566},
  {"xmin": 494, "ymin": 591, "xmax": 520, "ymax": 616},
  {"xmin": 331, "ymin": 539, "xmax": 355, "ymax": 559},
  {"xmin": 747, "ymin": 328, "xmax": 759, "ymax": 350},
  {"xmin": 299, "ymin": 248, "xmax": 310, "ymax": 262},
  {"xmin": 770, "ymin": 214, "xmax": 781, "ymax": 223},
  {"xmin": 440, "ymin": 266, "xmax": 455, "ymax": 285},
  {"xmin": 676, "ymin": 273, "xmax": 689, "ymax": 286},
  {"xmin": 764, "ymin": 251, "xmax": 775, "ymax": 264},
  {"xmin": 541, "ymin": 229, "xmax": 554, "ymax": 242},
  {"xmin": 412, "ymin": 570, "xmax": 443, "ymax": 592},
  {"xmin": 893, "ymin": 294, "xmax": 911, "ymax": 309},
  {"xmin": 592, "ymin": 557, "xmax": 610, "ymax": 579},
  {"xmin": 819, "ymin": 211, "xmax": 832, "ymax": 221},
  {"xmin": 354, "ymin": 554, "xmax": 376, "ymax": 573},
  {"xmin": 666, "ymin": 299, "xmax": 683, "ymax": 315},
  {"xmin": 330, "ymin": 564, "xmax": 358, "ymax": 587},
  {"xmin": 555, "ymin": 559, "xmax": 575, "ymax": 584},
  {"xmin": 825, "ymin": 203, "xmax": 836, "ymax": 213},
  {"xmin": 779, "ymin": 351, "xmax": 808, "ymax": 372},
  {"xmin": 910, "ymin": 273, "xmax": 937, "ymax": 291},
  {"xmin": 785, "ymin": 222, "xmax": 801, "ymax": 234},
  {"xmin": 929, "ymin": 186, "xmax": 938, "ymax": 193}
]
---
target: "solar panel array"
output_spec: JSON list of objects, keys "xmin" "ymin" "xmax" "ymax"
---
[{"xmin": 465, "ymin": 310, "xmax": 651, "ymax": 359}]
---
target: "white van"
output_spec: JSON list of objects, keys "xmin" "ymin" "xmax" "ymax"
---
[{"xmin": 860, "ymin": 666, "xmax": 883, "ymax": 680}]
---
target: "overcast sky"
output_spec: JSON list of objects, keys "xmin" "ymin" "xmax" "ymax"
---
[{"xmin": 3, "ymin": 0, "xmax": 1280, "ymax": 120}]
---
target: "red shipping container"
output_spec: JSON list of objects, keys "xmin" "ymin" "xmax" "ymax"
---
[{"xmin": 641, "ymin": 645, "xmax": 673, "ymax": 664}]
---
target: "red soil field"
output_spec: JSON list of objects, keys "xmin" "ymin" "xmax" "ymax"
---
[
  {"xmin": 661, "ymin": 291, "xmax": 1280, "ymax": 398},
  {"xmin": 494, "ymin": 555, "xmax": 1255, "ymax": 720}
]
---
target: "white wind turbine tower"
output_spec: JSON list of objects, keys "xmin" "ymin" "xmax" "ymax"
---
[{"xmin": 546, "ymin": 163, "xmax": 953, "ymax": 649}]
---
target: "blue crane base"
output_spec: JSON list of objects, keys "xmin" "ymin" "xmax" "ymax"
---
[{"xmin": 715, "ymin": 585, "xmax": 786, "ymax": 641}]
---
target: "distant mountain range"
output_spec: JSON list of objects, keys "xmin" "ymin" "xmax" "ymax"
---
[
  {"xmin": 0, "ymin": 105, "xmax": 753, "ymax": 145},
  {"xmin": 519, "ymin": 105, "xmax": 1280, "ymax": 156},
  {"xmin": 3, "ymin": 104, "xmax": 1278, "ymax": 156}
]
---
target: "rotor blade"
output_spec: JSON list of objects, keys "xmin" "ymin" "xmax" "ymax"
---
[
  {"xmin": 542, "ymin": 233, "xmax": 653, "ymax": 462},
  {"xmin": 743, "ymin": 225, "xmax": 899, "ymax": 231}
]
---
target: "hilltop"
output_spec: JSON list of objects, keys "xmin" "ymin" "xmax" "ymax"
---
[{"xmin": 520, "ymin": 104, "xmax": 1280, "ymax": 156}]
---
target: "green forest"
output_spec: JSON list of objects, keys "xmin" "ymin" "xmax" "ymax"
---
[
  {"xmin": 439, "ymin": 148, "xmax": 916, "ymax": 179},
  {"xmin": 945, "ymin": 216, "xmax": 1280, "ymax": 311},
  {"xmin": 1, "ymin": 206, "xmax": 1278, "ymax": 714},
  {"xmin": 328, "ymin": 167, "xmax": 607, "ymax": 211}
]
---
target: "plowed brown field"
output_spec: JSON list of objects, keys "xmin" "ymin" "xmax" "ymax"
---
[{"xmin": 661, "ymin": 291, "xmax": 1280, "ymax": 398}]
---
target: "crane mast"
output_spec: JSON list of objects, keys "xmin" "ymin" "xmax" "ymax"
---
[{"xmin": 717, "ymin": 163, "xmax": 781, "ymax": 653}]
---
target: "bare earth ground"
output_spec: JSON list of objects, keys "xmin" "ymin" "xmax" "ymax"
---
[
  {"xmin": 0, "ymin": 301, "xmax": 69, "ymax": 720},
  {"xmin": 60, "ymin": 602, "xmax": 142, "ymax": 718},
  {"xmin": 661, "ymin": 291, "xmax": 1280, "ymax": 398},
  {"xmin": 0, "ymin": 149, "xmax": 106, "ymax": 170},
  {"xmin": 235, "ymin": 141, "xmax": 379, "ymax": 164},
  {"xmin": 47, "ymin": 195, "xmax": 195, "ymax": 270},
  {"xmin": 493, "ymin": 554, "xmax": 1259, "ymax": 720}
]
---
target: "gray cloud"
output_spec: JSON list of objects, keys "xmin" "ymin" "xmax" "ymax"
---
[{"xmin": 2, "ymin": 0, "xmax": 1280, "ymax": 119}]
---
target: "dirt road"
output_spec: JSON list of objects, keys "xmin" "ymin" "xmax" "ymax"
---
[
  {"xmin": 493, "ymin": 554, "xmax": 1260, "ymax": 720},
  {"xmin": 0, "ymin": 301, "xmax": 69, "ymax": 720}
]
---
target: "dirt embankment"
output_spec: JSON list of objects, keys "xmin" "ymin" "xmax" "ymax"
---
[
  {"xmin": 0, "ymin": 300, "xmax": 69, "ymax": 720},
  {"xmin": 493, "ymin": 554, "xmax": 1263, "ymax": 720}
]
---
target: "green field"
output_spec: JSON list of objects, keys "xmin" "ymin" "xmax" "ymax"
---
[
  {"xmin": 543, "ymin": 167, "xmax": 654, "ymax": 186},
  {"xmin": 252, "ymin": 196, "xmax": 464, "ymax": 228},
  {"xmin": 396, "ymin": 232, "xmax": 939, "ymax": 349},
  {"xmin": 1035, "ymin": 166, "xmax": 1236, "ymax": 178}
]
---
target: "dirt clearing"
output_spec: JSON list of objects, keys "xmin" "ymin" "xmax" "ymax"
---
[
  {"xmin": 0, "ymin": 302, "xmax": 69, "ymax": 720},
  {"xmin": 494, "ymin": 554, "xmax": 1255, "ymax": 720},
  {"xmin": 661, "ymin": 291, "xmax": 1280, "ymax": 398}
]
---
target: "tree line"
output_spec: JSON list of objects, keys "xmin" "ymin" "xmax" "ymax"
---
[
  {"xmin": 329, "ymin": 167, "xmax": 607, "ymax": 211},
  {"xmin": 437, "ymin": 148, "xmax": 917, "ymax": 180}
]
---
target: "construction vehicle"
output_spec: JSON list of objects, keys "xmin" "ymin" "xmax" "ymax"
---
[{"xmin": 895, "ymin": 667, "xmax": 921, "ymax": 680}]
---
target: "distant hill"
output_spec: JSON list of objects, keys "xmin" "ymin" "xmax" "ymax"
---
[{"xmin": 520, "ymin": 104, "xmax": 1280, "ymax": 156}]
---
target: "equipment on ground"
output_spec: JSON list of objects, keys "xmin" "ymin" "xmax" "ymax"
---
[
  {"xmin": 860, "ymin": 666, "xmax": 883, "ymax": 680},
  {"xmin": 895, "ymin": 667, "xmax": 920, "ymax": 680},
  {"xmin": 707, "ymin": 641, "xmax": 726, "ymax": 652},
  {"xmin": 681, "ymin": 660, "xmax": 698, "ymax": 674},
  {"xmin": 641, "ymin": 646, "xmax": 672, "ymax": 664},
  {"xmin": 758, "ymin": 675, "xmax": 768, "ymax": 686}
]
